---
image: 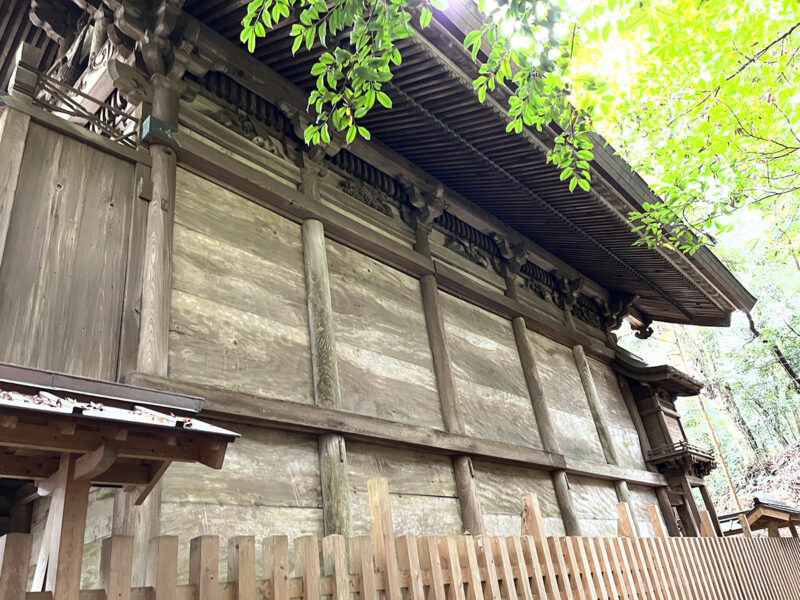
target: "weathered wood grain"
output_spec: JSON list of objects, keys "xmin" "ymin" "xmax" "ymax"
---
[
  {"xmin": 116, "ymin": 162, "xmax": 150, "ymax": 380},
  {"xmin": 471, "ymin": 461, "xmax": 565, "ymax": 536},
  {"xmin": 628, "ymin": 485, "xmax": 658, "ymax": 538},
  {"xmin": 0, "ymin": 107, "xmax": 30, "ymax": 269},
  {"xmin": 439, "ymin": 292, "xmax": 542, "ymax": 449},
  {"xmin": 347, "ymin": 443, "xmax": 461, "ymax": 536},
  {"xmin": 136, "ymin": 143, "xmax": 175, "ymax": 377},
  {"xmin": 587, "ymin": 357, "xmax": 648, "ymax": 470},
  {"xmin": 169, "ymin": 168, "xmax": 314, "ymax": 401},
  {"xmin": 169, "ymin": 291, "xmax": 313, "ymax": 402},
  {"xmin": 161, "ymin": 424, "xmax": 321, "ymax": 509},
  {"xmin": 569, "ymin": 476, "xmax": 619, "ymax": 537},
  {"xmin": 326, "ymin": 240, "xmax": 444, "ymax": 428},
  {"xmin": 0, "ymin": 123, "xmax": 133, "ymax": 379}
]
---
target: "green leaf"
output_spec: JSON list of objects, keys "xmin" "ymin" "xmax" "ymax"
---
[
  {"xmin": 463, "ymin": 30, "xmax": 481, "ymax": 50},
  {"xmin": 346, "ymin": 125, "xmax": 357, "ymax": 144},
  {"xmin": 577, "ymin": 179, "xmax": 590, "ymax": 192},
  {"xmin": 430, "ymin": 0, "xmax": 448, "ymax": 10},
  {"xmin": 560, "ymin": 167, "xmax": 574, "ymax": 182},
  {"xmin": 376, "ymin": 91, "xmax": 393, "ymax": 109},
  {"xmin": 420, "ymin": 7, "xmax": 432, "ymax": 28},
  {"xmin": 292, "ymin": 35, "xmax": 303, "ymax": 55},
  {"xmin": 568, "ymin": 176, "xmax": 578, "ymax": 193},
  {"xmin": 576, "ymin": 150, "xmax": 594, "ymax": 161},
  {"xmin": 358, "ymin": 126, "xmax": 371, "ymax": 140}
]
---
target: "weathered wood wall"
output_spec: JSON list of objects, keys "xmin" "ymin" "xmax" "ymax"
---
[
  {"xmin": 159, "ymin": 423, "xmax": 324, "ymax": 583},
  {"xmin": 439, "ymin": 292, "xmax": 543, "ymax": 449},
  {"xmin": 587, "ymin": 356, "xmax": 648, "ymax": 470},
  {"xmin": 326, "ymin": 241, "xmax": 443, "ymax": 428},
  {"xmin": 0, "ymin": 89, "xmax": 672, "ymax": 590},
  {"xmin": 169, "ymin": 168, "xmax": 314, "ymax": 402},
  {"xmin": 0, "ymin": 123, "xmax": 135, "ymax": 379}
]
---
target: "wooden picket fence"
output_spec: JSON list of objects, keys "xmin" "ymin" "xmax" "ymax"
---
[{"xmin": 1, "ymin": 478, "xmax": 799, "ymax": 599}]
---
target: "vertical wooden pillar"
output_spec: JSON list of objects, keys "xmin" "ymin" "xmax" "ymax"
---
[
  {"xmin": 698, "ymin": 485, "xmax": 723, "ymax": 537},
  {"xmin": 654, "ymin": 487, "xmax": 681, "ymax": 537},
  {"xmin": 0, "ymin": 533, "xmax": 33, "ymax": 599},
  {"xmin": 676, "ymin": 478, "xmax": 701, "ymax": 537},
  {"xmin": 136, "ymin": 74, "xmax": 180, "ymax": 376},
  {"xmin": 302, "ymin": 218, "xmax": 351, "ymax": 536},
  {"xmin": 0, "ymin": 106, "xmax": 30, "ymax": 271},
  {"xmin": 572, "ymin": 344, "xmax": 641, "ymax": 533},
  {"xmin": 419, "ymin": 273, "xmax": 484, "ymax": 535},
  {"xmin": 35, "ymin": 454, "xmax": 91, "ymax": 600},
  {"xmin": 506, "ymin": 278, "xmax": 580, "ymax": 535},
  {"xmin": 114, "ymin": 73, "xmax": 181, "ymax": 584}
]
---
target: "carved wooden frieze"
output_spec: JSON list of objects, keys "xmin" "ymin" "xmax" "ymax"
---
[{"xmin": 339, "ymin": 178, "xmax": 395, "ymax": 218}]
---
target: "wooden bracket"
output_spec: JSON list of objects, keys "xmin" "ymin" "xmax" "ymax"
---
[
  {"xmin": 141, "ymin": 115, "xmax": 179, "ymax": 149},
  {"xmin": 74, "ymin": 443, "xmax": 118, "ymax": 481},
  {"xmin": 137, "ymin": 176, "xmax": 153, "ymax": 202}
]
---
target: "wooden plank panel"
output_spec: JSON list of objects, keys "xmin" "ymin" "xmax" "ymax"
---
[
  {"xmin": 472, "ymin": 461, "xmax": 563, "ymax": 537},
  {"xmin": 397, "ymin": 535, "xmax": 425, "ymax": 600},
  {"xmin": 327, "ymin": 239, "xmax": 444, "ymax": 428},
  {"xmin": 527, "ymin": 331, "xmax": 606, "ymax": 463},
  {"xmin": 587, "ymin": 358, "xmax": 647, "ymax": 470},
  {"xmin": 439, "ymin": 292, "xmax": 542, "ymax": 449},
  {"xmin": 569, "ymin": 477, "xmax": 619, "ymax": 538},
  {"xmin": 170, "ymin": 168, "xmax": 313, "ymax": 401},
  {"xmin": 0, "ymin": 108, "xmax": 30, "ymax": 269},
  {"xmin": 0, "ymin": 123, "xmax": 134, "ymax": 379}
]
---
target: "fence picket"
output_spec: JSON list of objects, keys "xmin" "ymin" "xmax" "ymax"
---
[
  {"xmin": 100, "ymin": 535, "xmax": 134, "ymax": 600},
  {"xmin": 228, "ymin": 536, "xmax": 256, "ymax": 600},
  {"xmin": 0, "ymin": 533, "xmax": 32, "ymax": 600},
  {"xmin": 264, "ymin": 535, "xmax": 290, "ymax": 600},
  {"xmin": 322, "ymin": 535, "xmax": 348, "ymax": 600},
  {"xmin": 351, "ymin": 536, "xmax": 377, "ymax": 600},
  {"xmin": 397, "ymin": 535, "xmax": 425, "ymax": 600},
  {"xmin": 476, "ymin": 536, "xmax": 502, "ymax": 600},
  {"xmin": 419, "ymin": 536, "xmax": 446, "ymax": 600},
  {"xmin": 520, "ymin": 535, "xmax": 549, "ymax": 600},
  {"xmin": 439, "ymin": 537, "xmax": 466, "ymax": 600},
  {"xmin": 189, "ymin": 535, "xmax": 219, "ymax": 600},
  {"xmin": 456, "ymin": 536, "xmax": 484, "ymax": 600},
  {"xmin": 561, "ymin": 537, "xmax": 587, "ymax": 600},
  {"xmin": 507, "ymin": 536, "xmax": 534, "ymax": 600},
  {"xmin": 491, "ymin": 536, "xmax": 518, "ymax": 600},
  {"xmin": 594, "ymin": 537, "xmax": 620, "ymax": 600},
  {"xmin": 582, "ymin": 537, "xmax": 610, "ymax": 600}
]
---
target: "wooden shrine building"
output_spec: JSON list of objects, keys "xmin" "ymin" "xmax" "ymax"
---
[{"xmin": 0, "ymin": 0, "xmax": 757, "ymax": 588}]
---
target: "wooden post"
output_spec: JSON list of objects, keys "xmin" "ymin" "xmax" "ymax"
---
[
  {"xmin": 520, "ymin": 493, "xmax": 561, "ymax": 600},
  {"xmin": 654, "ymin": 487, "xmax": 681, "ymax": 537},
  {"xmin": 617, "ymin": 502, "xmax": 637, "ymax": 538},
  {"xmin": 452, "ymin": 455, "xmax": 484, "ymax": 535},
  {"xmin": 0, "ymin": 533, "xmax": 32, "ymax": 600},
  {"xmin": 117, "ymin": 73, "xmax": 182, "ymax": 581},
  {"xmin": 572, "ymin": 345, "xmax": 619, "ymax": 465},
  {"xmin": 698, "ymin": 511, "xmax": 717, "ymax": 538},
  {"xmin": 676, "ymin": 478, "xmax": 701, "ymax": 537},
  {"xmin": 228, "ymin": 536, "xmax": 256, "ymax": 600},
  {"xmin": 263, "ymin": 536, "xmax": 289, "ymax": 600},
  {"xmin": 737, "ymin": 514, "xmax": 753, "ymax": 538},
  {"xmin": 767, "ymin": 522, "xmax": 780, "ymax": 538},
  {"xmin": 100, "ymin": 535, "xmax": 135, "ymax": 600},
  {"xmin": 43, "ymin": 454, "xmax": 91, "ymax": 600},
  {"xmin": 617, "ymin": 373, "xmax": 681, "ymax": 536},
  {"xmin": 698, "ymin": 485, "xmax": 724, "ymax": 537},
  {"xmin": 647, "ymin": 505, "xmax": 668, "ymax": 539},
  {"xmin": 146, "ymin": 536, "xmax": 178, "ymax": 600},
  {"xmin": 302, "ymin": 218, "xmax": 351, "ymax": 537},
  {"xmin": 367, "ymin": 478, "xmax": 401, "ymax": 600},
  {"xmin": 189, "ymin": 535, "xmax": 220, "ymax": 600},
  {"xmin": 508, "ymin": 302, "xmax": 580, "ymax": 536},
  {"xmin": 0, "ymin": 106, "xmax": 30, "ymax": 271},
  {"xmin": 419, "ymin": 273, "xmax": 485, "ymax": 535}
]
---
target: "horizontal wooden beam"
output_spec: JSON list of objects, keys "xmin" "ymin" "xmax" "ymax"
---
[
  {"xmin": 127, "ymin": 373, "xmax": 666, "ymax": 488},
  {"xmin": 0, "ymin": 452, "xmax": 153, "ymax": 486},
  {"xmin": 563, "ymin": 459, "xmax": 666, "ymax": 488}
]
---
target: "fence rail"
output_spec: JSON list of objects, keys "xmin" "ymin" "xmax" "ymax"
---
[{"xmin": 1, "ymin": 478, "xmax": 798, "ymax": 600}]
